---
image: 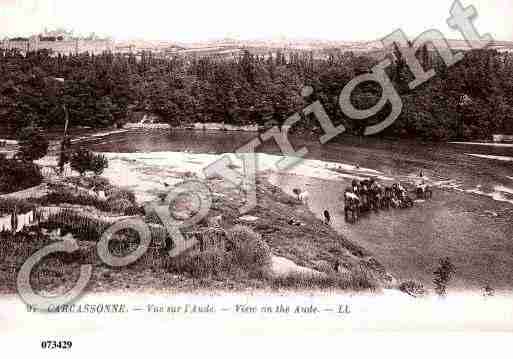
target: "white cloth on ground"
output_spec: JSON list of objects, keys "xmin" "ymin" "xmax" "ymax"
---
[{"xmin": 0, "ymin": 215, "xmax": 11, "ymax": 232}]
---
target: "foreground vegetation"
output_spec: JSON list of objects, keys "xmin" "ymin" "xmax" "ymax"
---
[
  {"xmin": 0, "ymin": 47, "xmax": 512, "ymax": 140},
  {"xmin": 0, "ymin": 174, "xmax": 394, "ymax": 294}
]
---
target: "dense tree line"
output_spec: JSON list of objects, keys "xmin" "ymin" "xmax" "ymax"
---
[{"xmin": 0, "ymin": 46, "xmax": 512, "ymax": 141}]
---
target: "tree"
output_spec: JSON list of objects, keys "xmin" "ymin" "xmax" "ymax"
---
[
  {"xmin": 70, "ymin": 148, "xmax": 92, "ymax": 176},
  {"xmin": 15, "ymin": 125, "xmax": 49, "ymax": 162},
  {"xmin": 58, "ymin": 137, "xmax": 72, "ymax": 173}
]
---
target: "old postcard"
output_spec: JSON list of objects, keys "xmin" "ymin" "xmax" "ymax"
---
[{"xmin": 0, "ymin": 0, "xmax": 512, "ymax": 356}]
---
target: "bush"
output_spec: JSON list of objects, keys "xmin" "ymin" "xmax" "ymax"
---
[
  {"xmin": 226, "ymin": 225, "xmax": 260, "ymax": 249},
  {"xmin": 0, "ymin": 156, "xmax": 43, "ymax": 194},
  {"xmin": 172, "ymin": 250, "xmax": 228, "ymax": 278},
  {"xmin": 170, "ymin": 226, "xmax": 272, "ymax": 279},
  {"xmin": 231, "ymin": 235, "xmax": 272, "ymax": 270},
  {"xmin": 108, "ymin": 188, "xmax": 136, "ymax": 204},
  {"xmin": 41, "ymin": 209, "xmax": 109, "ymax": 242},
  {"xmin": 108, "ymin": 198, "xmax": 133, "ymax": 214},
  {"xmin": 433, "ymin": 257, "xmax": 456, "ymax": 297},
  {"xmin": 227, "ymin": 225, "xmax": 272, "ymax": 272},
  {"xmin": 43, "ymin": 183, "xmax": 110, "ymax": 212},
  {"xmin": 16, "ymin": 125, "xmax": 49, "ymax": 162},
  {"xmin": 70, "ymin": 148, "xmax": 108, "ymax": 176},
  {"xmin": 399, "ymin": 280, "xmax": 426, "ymax": 297},
  {"xmin": 269, "ymin": 266, "xmax": 377, "ymax": 291},
  {"xmin": 66, "ymin": 176, "xmax": 111, "ymax": 191}
]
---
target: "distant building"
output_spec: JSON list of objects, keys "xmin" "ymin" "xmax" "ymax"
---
[
  {"xmin": 492, "ymin": 134, "xmax": 513, "ymax": 143},
  {"xmin": 1, "ymin": 34, "xmax": 113, "ymax": 55}
]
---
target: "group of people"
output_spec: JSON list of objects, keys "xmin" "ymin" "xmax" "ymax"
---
[{"xmin": 343, "ymin": 178, "xmax": 415, "ymax": 223}]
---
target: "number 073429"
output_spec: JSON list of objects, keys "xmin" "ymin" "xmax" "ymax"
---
[{"xmin": 41, "ymin": 340, "xmax": 72, "ymax": 349}]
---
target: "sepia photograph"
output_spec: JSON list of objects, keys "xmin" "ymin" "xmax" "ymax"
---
[{"xmin": 0, "ymin": 0, "xmax": 512, "ymax": 355}]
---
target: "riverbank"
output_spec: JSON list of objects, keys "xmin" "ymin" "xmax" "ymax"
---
[
  {"xmin": 0, "ymin": 149, "xmax": 396, "ymax": 295},
  {"xmin": 3, "ymin": 127, "xmax": 512, "ymax": 294}
]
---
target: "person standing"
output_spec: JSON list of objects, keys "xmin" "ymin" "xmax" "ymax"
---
[{"xmin": 323, "ymin": 210, "xmax": 331, "ymax": 225}]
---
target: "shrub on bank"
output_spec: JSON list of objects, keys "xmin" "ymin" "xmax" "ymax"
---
[
  {"xmin": 0, "ymin": 155, "xmax": 43, "ymax": 194},
  {"xmin": 399, "ymin": 280, "xmax": 426, "ymax": 297},
  {"xmin": 269, "ymin": 265, "xmax": 377, "ymax": 291},
  {"xmin": 42, "ymin": 183, "xmax": 110, "ymax": 212},
  {"xmin": 226, "ymin": 225, "xmax": 272, "ymax": 273},
  {"xmin": 107, "ymin": 188, "xmax": 137, "ymax": 205},
  {"xmin": 41, "ymin": 210, "xmax": 109, "ymax": 242},
  {"xmin": 172, "ymin": 250, "xmax": 229, "ymax": 278},
  {"xmin": 67, "ymin": 176, "xmax": 111, "ymax": 191},
  {"xmin": 70, "ymin": 148, "xmax": 108, "ymax": 176},
  {"xmin": 108, "ymin": 198, "xmax": 134, "ymax": 214},
  {"xmin": 170, "ymin": 225, "xmax": 272, "ymax": 279},
  {"xmin": 42, "ymin": 180, "xmax": 140, "ymax": 216}
]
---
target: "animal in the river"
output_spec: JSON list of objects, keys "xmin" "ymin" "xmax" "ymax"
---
[
  {"xmin": 292, "ymin": 188, "xmax": 301, "ymax": 199},
  {"xmin": 400, "ymin": 194, "xmax": 414, "ymax": 208},
  {"xmin": 293, "ymin": 188, "xmax": 309, "ymax": 204},
  {"xmin": 416, "ymin": 183, "xmax": 432, "ymax": 200},
  {"xmin": 351, "ymin": 179, "xmax": 360, "ymax": 194},
  {"xmin": 390, "ymin": 183, "xmax": 413, "ymax": 208},
  {"xmin": 369, "ymin": 181, "xmax": 383, "ymax": 211},
  {"xmin": 323, "ymin": 210, "xmax": 331, "ymax": 225},
  {"xmin": 383, "ymin": 186, "xmax": 394, "ymax": 209},
  {"xmin": 344, "ymin": 191, "xmax": 360, "ymax": 223},
  {"xmin": 397, "ymin": 185, "xmax": 414, "ymax": 208},
  {"xmin": 298, "ymin": 191, "xmax": 309, "ymax": 204}
]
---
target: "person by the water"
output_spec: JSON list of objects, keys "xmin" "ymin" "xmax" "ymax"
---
[{"xmin": 323, "ymin": 210, "xmax": 331, "ymax": 225}]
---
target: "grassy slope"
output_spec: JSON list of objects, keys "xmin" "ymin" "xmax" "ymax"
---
[{"xmin": 0, "ymin": 175, "xmax": 395, "ymax": 295}]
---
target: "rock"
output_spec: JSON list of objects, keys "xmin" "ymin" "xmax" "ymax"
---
[
  {"xmin": 270, "ymin": 256, "xmax": 324, "ymax": 278},
  {"xmin": 238, "ymin": 215, "xmax": 259, "ymax": 222}
]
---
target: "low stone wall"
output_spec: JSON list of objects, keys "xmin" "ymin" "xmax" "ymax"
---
[
  {"xmin": 125, "ymin": 123, "xmax": 171, "ymax": 129},
  {"xmin": 124, "ymin": 122, "xmax": 260, "ymax": 132}
]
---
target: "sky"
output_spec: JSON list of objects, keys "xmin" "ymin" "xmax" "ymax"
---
[{"xmin": 0, "ymin": 0, "xmax": 511, "ymax": 42}]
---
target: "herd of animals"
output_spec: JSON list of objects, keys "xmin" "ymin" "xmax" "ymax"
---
[
  {"xmin": 293, "ymin": 173, "xmax": 433, "ymax": 225},
  {"xmin": 341, "ymin": 177, "xmax": 432, "ymax": 223}
]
